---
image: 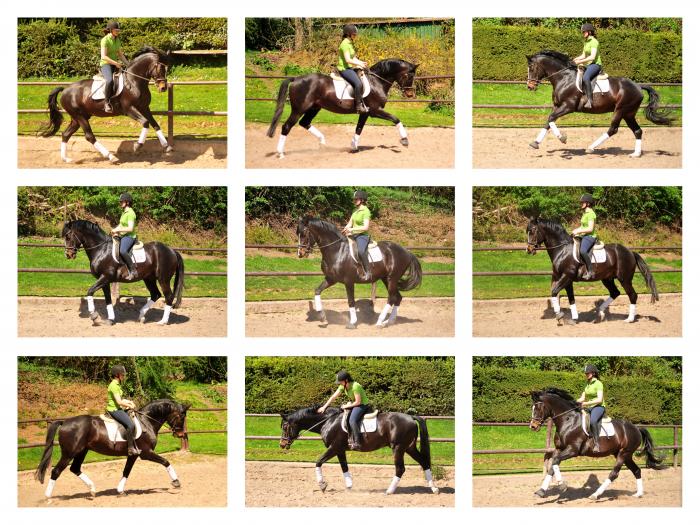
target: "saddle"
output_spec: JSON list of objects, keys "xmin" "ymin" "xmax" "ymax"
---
[
  {"xmin": 91, "ymin": 70, "xmax": 125, "ymax": 100},
  {"xmin": 347, "ymin": 236, "xmax": 383, "ymax": 265},
  {"xmin": 576, "ymin": 66, "xmax": 610, "ymax": 94},
  {"xmin": 112, "ymin": 236, "xmax": 146, "ymax": 264},
  {"xmin": 330, "ymin": 68, "xmax": 371, "ymax": 100},
  {"xmin": 581, "ymin": 410, "xmax": 615, "ymax": 438},
  {"xmin": 573, "ymin": 236, "xmax": 607, "ymax": 264},
  {"xmin": 341, "ymin": 408, "xmax": 379, "ymax": 434},
  {"xmin": 100, "ymin": 411, "xmax": 143, "ymax": 443}
]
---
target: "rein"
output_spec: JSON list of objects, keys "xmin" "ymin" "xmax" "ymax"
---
[
  {"xmin": 134, "ymin": 408, "xmax": 182, "ymax": 433},
  {"xmin": 367, "ymin": 70, "xmax": 414, "ymax": 93},
  {"xmin": 283, "ymin": 414, "xmax": 335, "ymax": 446},
  {"xmin": 528, "ymin": 65, "xmax": 572, "ymax": 85},
  {"xmin": 532, "ymin": 403, "xmax": 580, "ymax": 425},
  {"xmin": 66, "ymin": 230, "xmax": 111, "ymax": 253},
  {"xmin": 123, "ymin": 59, "xmax": 168, "ymax": 84},
  {"xmin": 298, "ymin": 229, "xmax": 344, "ymax": 254}
]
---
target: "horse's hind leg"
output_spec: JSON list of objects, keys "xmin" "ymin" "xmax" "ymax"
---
[
  {"xmin": 618, "ymin": 277, "xmax": 638, "ymax": 323},
  {"xmin": 299, "ymin": 106, "xmax": 325, "ymax": 145},
  {"xmin": 376, "ymin": 278, "xmax": 392, "ymax": 327},
  {"xmin": 139, "ymin": 450, "xmax": 181, "ymax": 488},
  {"xmin": 597, "ymin": 278, "xmax": 621, "ymax": 322},
  {"xmin": 351, "ymin": 113, "xmax": 369, "ymax": 151},
  {"xmin": 60, "ymin": 118, "xmax": 80, "ymax": 163},
  {"xmin": 139, "ymin": 277, "xmax": 162, "ymax": 323},
  {"xmin": 69, "ymin": 449, "xmax": 96, "ymax": 499},
  {"xmin": 563, "ymin": 283, "xmax": 578, "ymax": 324},
  {"xmin": 277, "ymin": 110, "xmax": 304, "ymax": 159},
  {"xmin": 587, "ymin": 108, "xmax": 623, "ymax": 153},
  {"xmin": 337, "ymin": 450, "xmax": 353, "ymax": 489},
  {"xmin": 386, "ymin": 445, "xmax": 407, "ymax": 494},
  {"xmin": 624, "ymin": 114, "xmax": 643, "ymax": 157},
  {"xmin": 156, "ymin": 275, "xmax": 175, "ymax": 325},
  {"xmin": 78, "ymin": 115, "xmax": 118, "ymax": 163},
  {"xmin": 406, "ymin": 446, "xmax": 439, "ymax": 493},
  {"xmin": 623, "ymin": 456, "xmax": 644, "ymax": 497},
  {"xmin": 116, "ymin": 455, "xmax": 138, "ymax": 496},
  {"xmin": 590, "ymin": 451, "xmax": 626, "ymax": 500},
  {"xmin": 45, "ymin": 452, "xmax": 73, "ymax": 499}
]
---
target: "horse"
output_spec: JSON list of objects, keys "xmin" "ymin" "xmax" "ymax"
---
[
  {"xmin": 267, "ymin": 59, "xmax": 418, "ymax": 158},
  {"xmin": 526, "ymin": 217, "xmax": 659, "ymax": 324},
  {"xmin": 526, "ymin": 50, "xmax": 673, "ymax": 156},
  {"xmin": 34, "ymin": 399, "xmax": 190, "ymax": 500},
  {"xmin": 280, "ymin": 405, "xmax": 439, "ymax": 495},
  {"xmin": 38, "ymin": 46, "xmax": 173, "ymax": 164},
  {"xmin": 62, "ymin": 219, "xmax": 185, "ymax": 325},
  {"xmin": 530, "ymin": 388, "xmax": 666, "ymax": 500},
  {"xmin": 297, "ymin": 216, "xmax": 422, "ymax": 329}
]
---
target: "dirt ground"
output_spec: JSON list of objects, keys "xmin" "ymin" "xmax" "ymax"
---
[
  {"xmin": 246, "ymin": 461, "xmax": 454, "ymax": 507},
  {"xmin": 246, "ymin": 123, "xmax": 454, "ymax": 168},
  {"xmin": 473, "ymin": 468, "xmax": 681, "ymax": 507},
  {"xmin": 18, "ymin": 296, "xmax": 227, "ymax": 337},
  {"xmin": 472, "ymin": 127, "xmax": 682, "ymax": 168},
  {"xmin": 18, "ymin": 453, "xmax": 226, "ymax": 507},
  {"xmin": 473, "ymin": 293, "xmax": 681, "ymax": 337},
  {"xmin": 17, "ymin": 136, "xmax": 227, "ymax": 168},
  {"xmin": 246, "ymin": 297, "xmax": 454, "ymax": 337}
]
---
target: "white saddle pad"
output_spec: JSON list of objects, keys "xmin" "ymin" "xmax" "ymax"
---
[
  {"xmin": 576, "ymin": 69, "xmax": 610, "ymax": 94},
  {"xmin": 573, "ymin": 243, "xmax": 607, "ymax": 264},
  {"xmin": 91, "ymin": 73, "xmax": 125, "ymax": 100},
  {"xmin": 332, "ymin": 72, "xmax": 371, "ymax": 100},
  {"xmin": 100, "ymin": 413, "xmax": 143, "ymax": 442},
  {"xmin": 581, "ymin": 411, "xmax": 616, "ymax": 437},
  {"xmin": 112, "ymin": 239, "xmax": 146, "ymax": 264},
  {"xmin": 368, "ymin": 244, "xmax": 383, "ymax": 263},
  {"xmin": 341, "ymin": 411, "xmax": 379, "ymax": 433}
]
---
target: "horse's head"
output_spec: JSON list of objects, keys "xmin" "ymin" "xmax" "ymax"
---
[
  {"xmin": 279, "ymin": 413, "xmax": 300, "ymax": 449},
  {"xmin": 61, "ymin": 221, "xmax": 81, "ymax": 259},
  {"xmin": 397, "ymin": 61, "xmax": 418, "ymax": 98},
  {"xmin": 131, "ymin": 47, "xmax": 170, "ymax": 92},
  {"xmin": 371, "ymin": 60, "xmax": 418, "ymax": 97},
  {"xmin": 296, "ymin": 216, "xmax": 315, "ymax": 258},
  {"xmin": 526, "ymin": 217, "xmax": 544, "ymax": 255},
  {"xmin": 526, "ymin": 55, "xmax": 542, "ymax": 91},
  {"xmin": 527, "ymin": 51, "xmax": 575, "ymax": 90},
  {"xmin": 166, "ymin": 402, "xmax": 190, "ymax": 438},
  {"xmin": 529, "ymin": 391, "xmax": 550, "ymax": 431}
]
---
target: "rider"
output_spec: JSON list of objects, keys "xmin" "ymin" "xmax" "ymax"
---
[
  {"xmin": 111, "ymin": 192, "xmax": 138, "ymax": 280},
  {"xmin": 107, "ymin": 365, "xmax": 141, "ymax": 456},
  {"xmin": 100, "ymin": 20, "xmax": 128, "ymax": 113},
  {"xmin": 338, "ymin": 24, "xmax": 369, "ymax": 114},
  {"xmin": 573, "ymin": 23, "xmax": 603, "ymax": 109},
  {"xmin": 577, "ymin": 364, "xmax": 606, "ymax": 453},
  {"xmin": 342, "ymin": 190, "xmax": 372, "ymax": 280},
  {"xmin": 317, "ymin": 370, "xmax": 370, "ymax": 450},
  {"xmin": 572, "ymin": 193, "xmax": 597, "ymax": 280}
]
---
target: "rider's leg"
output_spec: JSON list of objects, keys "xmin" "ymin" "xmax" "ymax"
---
[
  {"xmin": 102, "ymin": 64, "xmax": 115, "ymax": 112},
  {"xmin": 582, "ymin": 64, "xmax": 601, "ymax": 109},
  {"xmin": 119, "ymin": 236, "xmax": 138, "ymax": 280},
  {"xmin": 340, "ymin": 69, "xmax": 368, "ymax": 114},
  {"xmin": 348, "ymin": 405, "xmax": 368, "ymax": 450},
  {"xmin": 580, "ymin": 235, "xmax": 596, "ymax": 279},
  {"xmin": 355, "ymin": 234, "xmax": 371, "ymax": 280},
  {"xmin": 110, "ymin": 409, "xmax": 141, "ymax": 456},
  {"xmin": 589, "ymin": 406, "xmax": 605, "ymax": 452}
]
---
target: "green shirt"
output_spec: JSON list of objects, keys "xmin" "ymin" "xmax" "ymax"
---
[
  {"xmin": 119, "ymin": 207, "xmax": 137, "ymax": 239},
  {"xmin": 100, "ymin": 34, "xmax": 122, "ymax": 67},
  {"xmin": 584, "ymin": 378, "xmax": 606, "ymax": 407},
  {"xmin": 338, "ymin": 38, "xmax": 356, "ymax": 71},
  {"xmin": 107, "ymin": 379, "xmax": 123, "ymax": 411},
  {"xmin": 583, "ymin": 36, "xmax": 603, "ymax": 67},
  {"xmin": 350, "ymin": 205, "xmax": 371, "ymax": 233},
  {"xmin": 336, "ymin": 381, "xmax": 369, "ymax": 405},
  {"xmin": 580, "ymin": 208, "xmax": 597, "ymax": 238}
]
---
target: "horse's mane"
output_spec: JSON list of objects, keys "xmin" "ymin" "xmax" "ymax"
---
[
  {"xmin": 62, "ymin": 219, "xmax": 108, "ymax": 238},
  {"xmin": 536, "ymin": 218, "xmax": 572, "ymax": 241},
  {"xmin": 141, "ymin": 398, "xmax": 182, "ymax": 416},
  {"xmin": 131, "ymin": 46, "xmax": 171, "ymax": 65},
  {"xmin": 306, "ymin": 218, "xmax": 343, "ymax": 238},
  {"xmin": 370, "ymin": 58, "xmax": 415, "ymax": 75},
  {"xmin": 532, "ymin": 50, "xmax": 576, "ymax": 69},
  {"xmin": 283, "ymin": 404, "xmax": 341, "ymax": 423},
  {"xmin": 541, "ymin": 387, "xmax": 578, "ymax": 408}
]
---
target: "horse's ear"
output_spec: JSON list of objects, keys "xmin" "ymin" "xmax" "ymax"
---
[
  {"xmin": 280, "ymin": 413, "xmax": 288, "ymax": 421},
  {"xmin": 412, "ymin": 63, "xmax": 419, "ymax": 71},
  {"xmin": 181, "ymin": 402, "xmax": 191, "ymax": 412},
  {"xmin": 531, "ymin": 391, "xmax": 541, "ymax": 402},
  {"xmin": 526, "ymin": 54, "xmax": 531, "ymax": 61}
]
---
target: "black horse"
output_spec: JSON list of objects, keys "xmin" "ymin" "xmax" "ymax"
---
[
  {"xmin": 62, "ymin": 219, "xmax": 184, "ymax": 325},
  {"xmin": 526, "ymin": 217, "xmax": 658, "ymax": 324},
  {"xmin": 297, "ymin": 217, "xmax": 422, "ymax": 329},
  {"xmin": 526, "ymin": 50, "xmax": 673, "ymax": 156},
  {"xmin": 35, "ymin": 399, "xmax": 190, "ymax": 500},
  {"xmin": 280, "ymin": 405, "xmax": 438, "ymax": 494},
  {"xmin": 530, "ymin": 388, "xmax": 666, "ymax": 500},
  {"xmin": 267, "ymin": 59, "xmax": 418, "ymax": 158},
  {"xmin": 38, "ymin": 46, "xmax": 173, "ymax": 163}
]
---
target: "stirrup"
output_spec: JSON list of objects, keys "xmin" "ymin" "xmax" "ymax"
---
[
  {"xmin": 356, "ymin": 102, "xmax": 369, "ymax": 114},
  {"xmin": 104, "ymin": 102, "xmax": 113, "ymax": 113}
]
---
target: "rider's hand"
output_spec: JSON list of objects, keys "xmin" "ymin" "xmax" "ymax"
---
[{"xmin": 317, "ymin": 406, "xmax": 326, "ymax": 414}]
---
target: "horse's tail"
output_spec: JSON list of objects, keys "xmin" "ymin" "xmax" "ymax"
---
[
  {"xmin": 634, "ymin": 252, "xmax": 659, "ymax": 303},
  {"xmin": 37, "ymin": 87, "xmax": 65, "ymax": 137},
  {"xmin": 412, "ymin": 415, "xmax": 432, "ymax": 469},
  {"xmin": 641, "ymin": 86, "xmax": 674, "ymax": 126},
  {"xmin": 172, "ymin": 250, "xmax": 185, "ymax": 309},
  {"xmin": 34, "ymin": 420, "xmax": 63, "ymax": 483},
  {"xmin": 267, "ymin": 78, "xmax": 292, "ymax": 138},
  {"xmin": 398, "ymin": 252, "xmax": 422, "ymax": 291},
  {"xmin": 639, "ymin": 427, "xmax": 667, "ymax": 470}
]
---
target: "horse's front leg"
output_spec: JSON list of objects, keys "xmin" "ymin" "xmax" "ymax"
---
[
  {"xmin": 102, "ymin": 284, "xmax": 115, "ymax": 325},
  {"xmin": 564, "ymin": 283, "xmax": 578, "ymax": 325},
  {"xmin": 313, "ymin": 278, "xmax": 335, "ymax": 326},
  {"xmin": 116, "ymin": 455, "xmax": 138, "ymax": 496},
  {"xmin": 535, "ymin": 446, "xmax": 577, "ymax": 498},
  {"xmin": 550, "ymin": 274, "xmax": 573, "ymax": 325},
  {"xmin": 315, "ymin": 447, "xmax": 338, "ymax": 492},
  {"xmin": 351, "ymin": 113, "xmax": 369, "ymax": 151},
  {"xmin": 344, "ymin": 281, "xmax": 357, "ymax": 329},
  {"xmin": 139, "ymin": 450, "xmax": 181, "ymax": 489},
  {"xmin": 337, "ymin": 450, "xmax": 353, "ymax": 489},
  {"xmin": 140, "ymin": 106, "xmax": 173, "ymax": 153},
  {"xmin": 530, "ymin": 103, "xmax": 575, "ymax": 149},
  {"xmin": 367, "ymin": 108, "xmax": 408, "ymax": 147},
  {"xmin": 86, "ymin": 275, "xmax": 111, "ymax": 325}
]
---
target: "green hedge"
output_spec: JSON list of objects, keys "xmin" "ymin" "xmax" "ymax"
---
[
  {"xmin": 473, "ymin": 366, "xmax": 681, "ymax": 424},
  {"xmin": 473, "ymin": 25, "xmax": 682, "ymax": 82},
  {"xmin": 245, "ymin": 357, "xmax": 455, "ymax": 415}
]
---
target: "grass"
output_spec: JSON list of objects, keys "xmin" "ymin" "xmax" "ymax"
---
[
  {"xmin": 246, "ymin": 415, "xmax": 454, "ymax": 466},
  {"xmin": 473, "ymin": 83, "xmax": 682, "ymax": 128},
  {"xmin": 245, "ymin": 254, "xmax": 454, "ymax": 302},
  {"xmin": 473, "ymin": 250, "xmax": 681, "ymax": 300},
  {"xmin": 18, "ymin": 66, "xmax": 227, "ymax": 139},
  {"xmin": 473, "ymin": 425, "xmax": 681, "ymax": 475}
]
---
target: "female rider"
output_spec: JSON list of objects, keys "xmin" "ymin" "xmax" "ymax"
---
[
  {"xmin": 110, "ymin": 192, "xmax": 138, "ymax": 280},
  {"xmin": 342, "ymin": 190, "xmax": 372, "ymax": 280},
  {"xmin": 573, "ymin": 23, "xmax": 603, "ymax": 109},
  {"xmin": 572, "ymin": 193, "xmax": 597, "ymax": 280},
  {"xmin": 100, "ymin": 20, "xmax": 128, "ymax": 113},
  {"xmin": 317, "ymin": 370, "xmax": 370, "ymax": 450},
  {"xmin": 107, "ymin": 365, "xmax": 141, "ymax": 456},
  {"xmin": 338, "ymin": 24, "xmax": 369, "ymax": 114},
  {"xmin": 577, "ymin": 364, "xmax": 606, "ymax": 453}
]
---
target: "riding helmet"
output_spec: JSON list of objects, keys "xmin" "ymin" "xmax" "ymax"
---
[
  {"xmin": 353, "ymin": 190, "xmax": 368, "ymax": 202},
  {"xmin": 111, "ymin": 364, "xmax": 127, "ymax": 378},
  {"xmin": 584, "ymin": 364, "xmax": 599, "ymax": 376},
  {"xmin": 106, "ymin": 20, "xmax": 121, "ymax": 31},
  {"xmin": 119, "ymin": 192, "xmax": 133, "ymax": 205},
  {"xmin": 335, "ymin": 370, "xmax": 353, "ymax": 384},
  {"xmin": 580, "ymin": 193, "xmax": 594, "ymax": 205},
  {"xmin": 581, "ymin": 23, "xmax": 595, "ymax": 34},
  {"xmin": 343, "ymin": 24, "xmax": 359, "ymax": 38}
]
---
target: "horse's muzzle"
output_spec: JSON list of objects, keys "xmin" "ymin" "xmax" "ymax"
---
[
  {"xmin": 65, "ymin": 250, "xmax": 77, "ymax": 260},
  {"xmin": 404, "ymin": 88, "xmax": 416, "ymax": 99},
  {"xmin": 529, "ymin": 420, "xmax": 542, "ymax": 431},
  {"xmin": 157, "ymin": 81, "xmax": 167, "ymax": 93},
  {"xmin": 279, "ymin": 439, "xmax": 292, "ymax": 450},
  {"xmin": 173, "ymin": 430, "xmax": 185, "ymax": 438},
  {"xmin": 526, "ymin": 245, "xmax": 537, "ymax": 255},
  {"xmin": 527, "ymin": 80, "xmax": 538, "ymax": 91}
]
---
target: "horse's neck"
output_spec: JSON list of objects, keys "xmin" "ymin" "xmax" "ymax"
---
[
  {"xmin": 142, "ymin": 406, "xmax": 168, "ymax": 432},
  {"xmin": 545, "ymin": 61, "xmax": 574, "ymax": 89},
  {"xmin": 127, "ymin": 56, "xmax": 153, "ymax": 84},
  {"xmin": 541, "ymin": 226, "xmax": 570, "ymax": 258},
  {"xmin": 79, "ymin": 228, "xmax": 109, "ymax": 260},
  {"xmin": 371, "ymin": 64, "xmax": 397, "ymax": 95},
  {"xmin": 548, "ymin": 398, "xmax": 577, "ymax": 434},
  {"xmin": 312, "ymin": 225, "xmax": 342, "ymax": 249}
]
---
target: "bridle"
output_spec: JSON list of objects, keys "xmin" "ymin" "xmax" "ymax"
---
[
  {"xmin": 64, "ymin": 229, "xmax": 110, "ymax": 256},
  {"xmin": 367, "ymin": 69, "xmax": 415, "ymax": 95},
  {"xmin": 281, "ymin": 415, "xmax": 334, "ymax": 447},
  {"xmin": 297, "ymin": 227, "xmax": 344, "ymax": 255},
  {"xmin": 526, "ymin": 226, "xmax": 570, "ymax": 252},
  {"xmin": 124, "ymin": 56, "xmax": 168, "ymax": 85},
  {"xmin": 531, "ymin": 401, "xmax": 580, "ymax": 426},
  {"xmin": 134, "ymin": 408, "xmax": 186, "ymax": 437},
  {"xmin": 527, "ymin": 61, "xmax": 572, "ymax": 86}
]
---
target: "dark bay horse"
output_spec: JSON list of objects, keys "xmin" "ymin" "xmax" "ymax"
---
[
  {"xmin": 526, "ymin": 50, "xmax": 673, "ymax": 156},
  {"xmin": 267, "ymin": 59, "xmax": 418, "ymax": 158},
  {"xmin": 62, "ymin": 220, "xmax": 184, "ymax": 325},
  {"xmin": 526, "ymin": 218, "xmax": 658, "ymax": 324},
  {"xmin": 297, "ymin": 216, "xmax": 422, "ymax": 329},
  {"xmin": 38, "ymin": 46, "xmax": 173, "ymax": 163},
  {"xmin": 35, "ymin": 399, "xmax": 190, "ymax": 500},
  {"xmin": 530, "ymin": 388, "xmax": 666, "ymax": 500},
  {"xmin": 280, "ymin": 405, "xmax": 438, "ymax": 494}
]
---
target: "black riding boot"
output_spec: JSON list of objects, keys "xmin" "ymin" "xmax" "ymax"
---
[
  {"xmin": 104, "ymin": 82, "xmax": 114, "ymax": 113},
  {"xmin": 580, "ymin": 251, "xmax": 593, "ymax": 280},
  {"xmin": 591, "ymin": 422, "xmax": 601, "ymax": 453},
  {"xmin": 358, "ymin": 249, "xmax": 372, "ymax": 281},
  {"xmin": 126, "ymin": 426, "xmax": 141, "ymax": 456},
  {"xmin": 354, "ymin": 89, "xmax": 368, "ymax": 114},
  {"xmin": 583, "ymin": 80, "xmax": 594, "ymax": 109},
  {"xmin": 121, "ymin": 253, "xmax": 138, "ymax": 281},
  {"xmin": 349, "ymin": 426, "xmax": 363, "ymax": 451}
]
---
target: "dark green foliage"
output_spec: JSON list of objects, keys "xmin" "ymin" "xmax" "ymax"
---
[
  {"xmin": 179, "ymin": 357, "xmax": 228, "ymax": 383},
  {"xmin": 245, "ymin": 357, "xmax": 455, "ymax": 415}
]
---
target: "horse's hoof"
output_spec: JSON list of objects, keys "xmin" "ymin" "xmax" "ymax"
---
[
  {"xmin": 633, "ymin": 492, "xmax": 643, "ymax": 498},
  {"xmin": 171, "ymin": 479, "xmax": 181, "ymax": 488},
  {"xmin": 103, "ymin": 319, "xmax": 114, "ymax": 326},
  {"xmin": 346, "ymin": 323, "xmax": 357, "ymax": 330},
  {"xmin": 534, "ymin": 488, "xmax": 546, "ymax": 498},
  {"xmin": 319, "ymin": 481, "xmax": 328, "ymax": 492},
  {"xmin": 586, "ymin": 148, "xmax": 595, "ymax": 154},
  {"xmin": 277, "ymin": 152, "xmax": 285, "ymax": 159},
  {"xmin": 400, "ymin": 138, "xmax": 409, "ymax": 147},
  {"xmin": 139, "ymin": 316, "xmax": 146, "ymax": 324},
  {"xmin": 589, "ymin": 493, "xmax": 598, "ymax": 500},
  {"xmin": 165, "ymin": 145, "xmax": 174, "ymax": 154},
  {"xmin": 88, "ymin": 489, "xmax": 96, "ymax": 500},
  {"xmin": 559, "ymin": 132, "xmax": 567, "ymax": 144},
  {"xmin": 157, "ymin": 320, "xmax": 169, "ymax": 326},
  {"xmin": 629, "ymin": 152, "xmax": 642, "ymax": 158},
  {"xmin": 529, "ymin": 141, "xmax": 539, "ymax": 150},
  {"xmin": 431, "ymin": 487, "xmax": 440, "ymax": 494},
  {"xmin": 108, "ymin": 155, "xmax": 119, "ymax": 164},
  {"xmin": 62, "ymin": 157, "xmax": 73, "ymax": 164},
  {"xmin": 594, "ymin": 311, "xmax": 605, "ymax": 323},
  {"xmin": 558, "ymin": 481, "xmax": 568, "ymax": 492},
  {"xmin": 624, "ymin": 317, "xmax": 637, "ymax": 323},
  {"xmin": 564, "ymin": 318, "xmax": 577, "ymax": 326},
  {"xmin": 133, "ymin": 142, "xmax": 143, "ymax": 154},
  {"xmin": 117, "ymin": 491, "xmax": 127, "ymax": 498}
]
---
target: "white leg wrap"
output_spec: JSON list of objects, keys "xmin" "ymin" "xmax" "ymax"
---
[
  {"xmin": 45, "ymin": 479, "xmax": 56, "ymax": 498},
  {"xmin": 314, "ymin": 295, "xmax": 323, "ymax": 312},
  {"xmin": 166, "ymin": 465, "xmax": 178, "ymax": 481},
  {"xmin": 600, "ymin": 296, "xmax": 614, "ymax": 311},
  {"xmin": 60, "ymin": 142, "xmax": 72, "ymax": 162},
  {"xmin": 541, "ymin": 474, "xmax": 552, "ymax": 491},
  {"xmin": 386, "ymin": 475, "xmax": 401, "ymax": 495},
  {"xmin": 630, "ymin": 139, "xmax": 642, "ymax": 157},
  {"xmin": 589, "ymin": 132, "xmax": 610, "ymax": 150},
  {"xmin": 78, "ymin": 472, "xmax": 95, "ymax": 490},
  {"xmin": 156, "ymin": 129, "xmax": 168, "ymax": 147},
  {"xmin": 343, "ymin": 471, "xmax": 353, "ymax": 488},
  {"xmin": 307, "ymin": 126, "xmax": 326, "ymax": 144},
  {"xmin": 396, "ymin": 122, "xmax": 408, "ymax": 139},
  {"xmin": 117, "ymin": 476, "xmax": 127, "ymax": 493},
  {"xmin": 138, "ymin": 127, "xmax": 149, "ymax": 144},
  {"xmin": 93, "ymin": 140, "xmax": 110, "ymax": 158},
  {"xmin": 106, "ymin": 304, "xmax": 115, "ymax": 321},
  {"xmin": 548, "ymin": 122, "xmax": 562, "ymax": 138},
  {"xmin": 626, "ymin": 303, "xmax": 637, "ymax": 322},
  {"xmin": 535, "ymin": 127, "xmax": 548, "ymax": 143},
  {"xmin": 551, "ymin": 296, "xmax": 561, "ymax": 314},
  {"xmin": 351, "ymin": 134, "xmax": 360, "ymax": 150},
  {"xmin": 389, "ymin": 305, "xmax": 399, "ymax": 323},
  {"xmin": 376, "ymin": 303, "xmax": 391, "ymax": 325},
  {"xmin": 552, "ymin": 464, "xmax": 562, "ymax": 482},
  {"xmin": 315, "ymin": 466, "xmax": 324, "ymax": 483},
  {"xmin": 86, "ymin": 296, "xmax": 95, "ymax": 313},
  {"xmin": 158, "ymin": 305, "xmax": 172, "ymax": 325},
  {"xmin": 349, "ymin": 307, "xmax": 357, "ymax": 325},
  {"xmin": 592, "ymin": 478, "xmax": 612, "ymax": 498},
  {"xmin": 569, "ymin": 304, "xmax": 578, "ymax": 320},
  {"xmin": 634, "ymin": 478, "xmax": 644, "ymax": 497},
  {"xmin": 139, "ymin": 298, "xmax": 155, "ymax": 317},
  {"xmin": 277, "ymin": 134, "xmax": 287, "ymax": 156}
]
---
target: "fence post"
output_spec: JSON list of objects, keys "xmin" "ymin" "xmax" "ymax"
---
[
  {"xmin": 673, "ymin": 426, "xmax": 678, "ymax": 467},
  {"xmin": 167, "ymin": 83, "xmax": 174, "ymax": 145}
]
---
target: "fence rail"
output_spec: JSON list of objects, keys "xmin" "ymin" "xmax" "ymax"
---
[
  {"xmin": 246, "ymin": 271, "xmax": 454, "ymax": 277},
  {"xmin": 18, "ymin": 268, "xmax": 226, "ymax": 277},
  {"xmin": 474, "ymin": 269, "xmax": 681, "ymax": 277},
  {"xmin": 474, "ymin": 104, "xmax": 681, "ymax": 110},
  {"xmin": 473, "ymin": 245, "xmax": 681, "ymax": 252},
  {"xmin": 19, "ymin": 242, "xmax": 226, "ymax": 253},
  {"xmin": 246, "ymin": 244, "xmax": 454, "ymax": 251},
  {"xmin": 474, "ymin": 79, "xmax": 682, "ymax": 87}
]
